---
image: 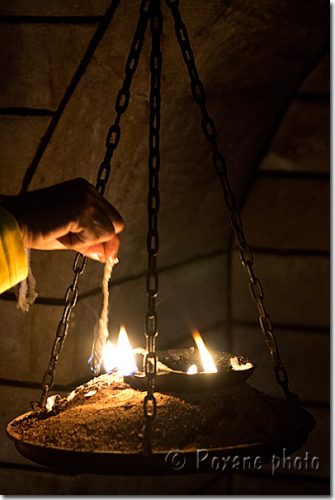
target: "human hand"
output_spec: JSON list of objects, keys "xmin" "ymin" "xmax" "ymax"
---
[{"xmin": 1, "ymin": 178, "xmax": 124, "ymax": 262}]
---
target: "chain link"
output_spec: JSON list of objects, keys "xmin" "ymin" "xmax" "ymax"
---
[
  {"xmin": 166, "ymin": 0, "xmax": 297, "ymax": 402},
  {"xmin": 96, "ymin": 0, "xmax": 150, "ymax": 196},
  {"xmin": 33, "ymin": 254, "xmax": 87, "ymax": 410},
  {"xmin": 35, "ymin": 1, "xmax": 150, "ymax": 410},
  {"xmin": 143, "ymin": 0, "xmax": 162, "ymax": 454}
]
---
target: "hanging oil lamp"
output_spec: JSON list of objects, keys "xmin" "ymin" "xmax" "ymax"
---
[{"xmin": 6, "ymin": 0, "xmax": 314, "ymax": 474}]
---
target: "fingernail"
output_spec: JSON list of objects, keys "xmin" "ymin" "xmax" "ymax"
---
[{"xmin": 91, "ymin": 252, "xmax": 103, "ymax": 261}]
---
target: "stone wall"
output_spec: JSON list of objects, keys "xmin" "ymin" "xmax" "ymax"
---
[
  {"xmin": 229, "ymin": 54, "xmax": 330, "ymax": 493},
  {"xmin": 0, "ymin": 1, "xmax": 330, "ymax": 494}
]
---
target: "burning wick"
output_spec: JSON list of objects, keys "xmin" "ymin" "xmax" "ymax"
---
[
  {"xmin": 192, "ymin": 330, "xmax": 218, "ymax": 373},
  {"xmin": 230, "ymin": 356, "xmax": 253, "ymax": 371},
  {"xmin": 102, "ymin": 340, "xmax": 117, "ymax": 373},
  {"xmin": 101, "ymin": 325, "xmax": 137, "ymax": 376},
  {"xmin": 116, "ymin": 326, "xmax": 137, "ymax": 375},
  {"xmin": 89, "ymin": 257, "xmax": 119, "ymax": 374},
  {"xmin": 187, "ymin": 364, "xmax": 198, "ymax": 375}
]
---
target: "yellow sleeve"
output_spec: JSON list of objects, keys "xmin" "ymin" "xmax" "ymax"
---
[{"xmin": 0, "ymin": 206, "xmax": 28, "ymax": 294}]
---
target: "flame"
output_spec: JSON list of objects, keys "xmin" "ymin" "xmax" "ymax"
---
[
  {"xmin": 192, "ymin": 330, "xmax": 218, "ymax": 373},
  {"xmin": 116, "ymin": 325, "xmax": 137, "ymax": 375},
  {"xmin": 187, "ymin": 364, "xmax": 198, "ymax": 375},
  {"xmin": 102, "ymin": 326, "xmax": 137, "ymax": 376},
  {"xmin": 102, "ymin": 340, "xmax": 117, "ymax": 373}
]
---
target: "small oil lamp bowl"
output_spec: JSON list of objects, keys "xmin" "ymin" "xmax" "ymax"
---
[{"xmin": 124, "ymin": 348, "xmax": 256, "ymax": 392}]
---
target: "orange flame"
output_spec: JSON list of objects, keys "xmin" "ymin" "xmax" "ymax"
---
[{"xmin": 192, "ymin": 330, "xmax": 217, "ymax": 373}]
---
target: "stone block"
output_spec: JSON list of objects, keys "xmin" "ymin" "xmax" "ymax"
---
[
  {"xmin": 259, "ymin": 99, "xmax": 330, "ymax": 173},
  {"xmin": 231, "ymin": 326, "xmax": 330, "ymax": 402},
  {"xmin": 156, "ymin": 253, "xmax": 229, "ymax": 346},
  {"xmin": 0, "ymin": 465, "xmax": 230, "ymax": 495},
  {"xmin": 231, "ymin": 473, "xmax": 329, "ymax": 495},
  {"xmin": 0, "ymin": 116, "xmax": 50, "ymax": 195},
  {"xmin": 0, "ymin": 0, "xmax": 110, "ymax": 16},
  {"xmin": 0, "ymin": 298, "xmax": 91, "ymax": 386},
  {"xmin": 239, "ymin": 177, "xmax": 330, "ymax": 251},
  {"xmin": 0, "ymin": 300, "xmax": 34, "ymax": 382},
  {"xmin": 2, "ymin": 283, "xmax": 85, "ymax": 386},
  {"xmin": 0, "ymin": 24, "xmax": 95, "ymax": 109},
  {"xmin": 231, "ymin": 252, "xmax": 330, "ymax": 328},
  {"xmin": 0, "ymin": 467, "xmax": 79, "ymax": 495},
  {"xmin": 28, "ymin": 249, "xmax": 104, "ymax": 299},
  {"xmin": 77, "ymin": 472, "xmax": 230, "ymax": 495}
]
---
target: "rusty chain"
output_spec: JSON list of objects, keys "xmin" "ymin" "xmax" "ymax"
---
[
  {"xmin": 166, "ymin": 0, "xmax": 297, "ymax": 402},
  {"xmin": 35, "ymin": 0, "xmax": 150, "ymax": 410},
  {"xmin": 143, "ymin": 0, "xmax": 162, "ymax": 454}
]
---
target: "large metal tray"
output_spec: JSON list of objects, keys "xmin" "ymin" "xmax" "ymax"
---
[{"xmin": 7, "ymin": 411, "xmax": 313, "ymax": 475}]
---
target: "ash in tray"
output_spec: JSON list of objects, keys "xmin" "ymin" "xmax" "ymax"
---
[{"xmin": 11, "ymin": 374, "xmax": 314, "ymax": 453}]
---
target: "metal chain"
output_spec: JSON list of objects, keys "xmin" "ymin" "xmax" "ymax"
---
[
  {"xmin": 143, "ymin": 0, "xmax": 162, "ymax": 454},
  {"xmin": 33, "ymin": 253, "xmax": 87, "ymax": 410},
  {"xmin": 166, "ymin": 0, "xmax": 297, "ymax": 402},
  {"xmin": 96, "ymin": 0, "xmax": 151, "ymax": 196},
  {"xmin": 35, "ymin": 0, "xmax": 150, "ymax": 410}
]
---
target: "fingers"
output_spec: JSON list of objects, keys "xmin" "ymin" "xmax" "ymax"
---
[
  {"xmin": 6, "ymin": 177, "xmax": 125, "ymax": 259},
  {"xmin": 102, "ymin": 235, "xmax": 121, "ymax": 261},
  {"xmin": 58, "ymin": 232, "xmax": 121, "ymax": 263},
  {"xmin": 76, "ymin": 236, "xmax": 120, "ymax": 263},
  {"xmin": 92, "ymin": 202, "xmax": 123, "ymax": 239},
  {"xmin": 98, "ymin": 196, "xmax": 124, "ymax": 235},
  {"xmin": 82, "ymin": 179, "xmax": 124, "ymax": 235},
  {"xmin": 54, "ymin": 179, "xmax": 124, "ymax": 260},
  {"xmin": 81, "ymin": 235, "xmax": 121, "ymax": 262}
]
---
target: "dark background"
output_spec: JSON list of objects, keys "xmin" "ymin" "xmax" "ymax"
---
[{"xmin": 0, "ymin": 0, "xmax": 330, "ymax": 494}]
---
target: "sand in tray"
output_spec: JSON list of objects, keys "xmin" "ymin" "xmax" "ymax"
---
[{"xmin": 10, "ymin": 374, "xmax": 314, "ymax": 454}]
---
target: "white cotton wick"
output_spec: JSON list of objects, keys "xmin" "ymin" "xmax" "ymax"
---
[
  {"xmin": 46, "ymin": 394, "xmax": 60, "ymax": 412},
  {"xmin": 89, "ymin": 257, "xmax": 119, "ymax": 375},
  {"xmin": 230, "ymin": 356, "xmax": 253, "ymax": 371},
  {"xmin": 84, "ymin": 390, "xmax": 97, "ymax": 398}
]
